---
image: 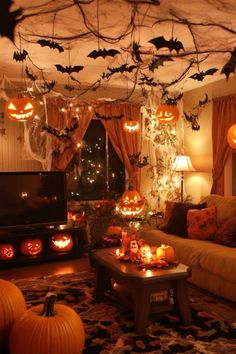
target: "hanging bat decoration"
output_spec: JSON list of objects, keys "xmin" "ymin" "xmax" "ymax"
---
[
  {"xmin": 102, "ymin": 64, "xmax": 137, "ymax": 80},
  {"xmin": 37, "ymin": 39, "xmax": 64, "ymax": 53},
  {"xmin": 149, "ymin": 56, "xmax": 173, "ymax": 71},
  {"xmin": 0, "ymin": 0, "xmax": 22, "ymax": 42},
  {"xmin": 132, "ymin": 42, "xmax": 143, "ymax": 63},
  {"xmin": 95, "ymin": 111, "xmax": 123, "ymax": 122},
  {"xmin": 183, "ymin": 112, "xmax": 200, "ymax": 131},
  {"xmin": 190, "ymin": 68, "xmax": 218, "ymax": 81},
  {"xmin": 88, "ymin": 48, "xmax": 120, "ymax": 59},
  {"xmin": 42, "ymin": 80, "xmax": 55, "ymax": 93},
  {"xmin": 138, "ymin": 74, "xmax": 158, "ymax": 87},
  {"xmin": 55, "ymin": 64, "xmax": 84, "ymax": 75},
  {"xmin": 149, "ymin": 36, "xmax": 184, "ymax": 53},
  {"xmin": 25, "ymin": 67, "xmax": 37, "ymax": 81},
  {"xmin": 13, "ymin": 49, "xmax": 28, "ymax": 62},
  {"xmin": 165, "ymin": 93, "xmax": 183, "ymax": 105},
  {"xmin": 129, "ymin": 152, "xmax": 149, "ymax": 168},
  {"xmin": 64, "ymin": 84, "xmax": 76, "ymax": 92},
  {"xmin": 221, "ymin": 48, "xmax": 236, "ymax": 80},
  {"xmin": 43, "ymin": 119, "xmax": 78, "ymax": 140}
]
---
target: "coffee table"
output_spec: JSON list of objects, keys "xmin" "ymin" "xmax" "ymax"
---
[{"xmin": 90, "ymin": 247, "xmax": 192, "ymax": 334}]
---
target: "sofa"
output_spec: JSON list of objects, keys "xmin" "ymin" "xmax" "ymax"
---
[{"xmin": 138, "ymin": 195, "xmax": 236, "ymax": 303}]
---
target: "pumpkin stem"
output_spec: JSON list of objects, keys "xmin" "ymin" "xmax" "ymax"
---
[{"xmin": 41, "ymin": 292, "xmax": 57, "ymax": 317}]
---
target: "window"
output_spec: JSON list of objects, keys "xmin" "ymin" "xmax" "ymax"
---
[{"xmin": 66, "ymin": 120, "xmax": 125, "ymax": 201}]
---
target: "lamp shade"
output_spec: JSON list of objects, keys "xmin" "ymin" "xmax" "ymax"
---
[{"xmin": 172, "ymin": 155, "xmax": 196, "ymax": 172}]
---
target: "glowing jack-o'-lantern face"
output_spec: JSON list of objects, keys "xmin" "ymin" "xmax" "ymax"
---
[
  {"xmin": 5, "ymin": 97, "xmax": 37, "ymax": 122},
  {"xmin": 156, "ymin": 105, "xmax": 179, "ymax": 124},
  {"xmin": 227, "ymin": 123, "xmax": 236, "ymax": 149},
  {"xmin": 20, "ymin": 239, "xmax": 43, "ymax": 256},
  {"xmin": 117, "ymin": 190, "xmax": 145, "ymax": 217},
  {"xmin": 140, "ymin": 245, "xmax": 152, "ymax": 262},
  {"xmin": 50, "ymin": 233, "xmax": 73, "ymax": 252},
  {"xmin": 130, "ymin": 239, "xmax": 139, "ymax": 253},
  {"xmin": 0, "ymin": 243, "xmax": 15, "ymax": 260},
  {"xmin": 123, "ymin": 120, "xmax": 140, "ymax": 133}
]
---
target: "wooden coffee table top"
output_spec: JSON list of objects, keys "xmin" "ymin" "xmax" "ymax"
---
[{"xmin": 90, "ymin": 247, "xmax": 191, "ymax": 283}]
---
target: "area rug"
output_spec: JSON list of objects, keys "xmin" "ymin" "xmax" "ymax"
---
[{"xmin": 10, "ymin": 271, "xmax": 236, "ymax": 354}]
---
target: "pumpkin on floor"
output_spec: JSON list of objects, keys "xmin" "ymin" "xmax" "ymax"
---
[
  {"xmin": 9, "ymin": 292, "xmax": 85, "ymax": 354},
  {"xmin": 0, "ymin": 279, "xmax": 26, "ymax": 351}
]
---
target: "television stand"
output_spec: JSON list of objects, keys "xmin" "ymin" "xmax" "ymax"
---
[{"xmin": 0, "ymin": 224, "xmax": 88, "ymax": 268}]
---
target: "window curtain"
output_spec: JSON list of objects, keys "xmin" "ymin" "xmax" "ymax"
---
[{"xmin": 212, "ymin": 94, "xmax": 236, "ymax": 194}]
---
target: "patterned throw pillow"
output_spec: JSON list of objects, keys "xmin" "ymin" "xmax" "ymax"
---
[
  {"xmin": 159, "ymin": 202, "xmax": 207, "ymax": 238},
  {"xmin": 214, "ymin": 216, "xmax": 236, "ymax": 247},
  {"xmin": 187, "ymin": 206, "xmax": 218, "ymax": 240}
]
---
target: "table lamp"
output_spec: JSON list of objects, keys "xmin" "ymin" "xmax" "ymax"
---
[{"xmin": 172, "ymin": 155, "xmax": 195, "ymax": 202}]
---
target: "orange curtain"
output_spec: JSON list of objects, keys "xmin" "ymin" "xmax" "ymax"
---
[
  {"xmin": 212, "ymin": 94, "xmax": 236, "ymax": 194},
  {"xmin": 95, "ymin": 102, "xmax": 141, "ymax": 191}
]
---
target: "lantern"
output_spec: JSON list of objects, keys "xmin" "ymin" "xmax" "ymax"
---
[
  {"xmin": 20, "ymin": 239, "xmax": 43, "ymax": 256},
  {"xmin": 4, "ymin": 96, "xmax": 37, "ymax": 122},
  {"xmin": 156, "ymin": 105, "xmax": 179, "ymax": 124},
  {"xmin": 9, "ymin": 292, "xmax": 85, "ymax": 354},
  {"xmin": 123, "ymin": 119, "xmax": 140, "ymax": 133},
  {"xmin": 117, "ymin": 190, "xmax": 146, "ymax": 217},
  {"xmin": 0, "ymin": 243, "xmax": 15, "ymax": 260},
  {"xmin": 227, "ymin": 123, "xmax": 236, "ymax": 149},
  {"xmin": 50, "ymin": 233, "xmax": 73, "ymax": 252},
  {"xmin": 156, "ymin": 244, "xmax": 175, "ymax": 263}
]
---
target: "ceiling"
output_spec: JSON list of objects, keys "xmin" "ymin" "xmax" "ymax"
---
[{"xmin": 1, "ymin": 0, "xmax": 236, "ymax": 102}]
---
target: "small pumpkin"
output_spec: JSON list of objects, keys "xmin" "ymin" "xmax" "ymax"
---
[
  {"xmin": 0, "ymin": 279, "xmax": 26, "ymax": 351},
  {"xmin": 20, "ymin": 239, "xmax": 43, "ymax": 256},
  {"xmin": 227, "ymin": 123, "xmax": 236, "ymax": 149},
  {"xmin": 4, "ymin": 96, "xmax": 37, "ymax": 122},
  {"xmin": 50, "ymin": 233, "xmax": 74, "ymax": 252},
  {"xmin": 123, "ymin": 119, "xmax": 140, "ymax": 133},
  {"xmin": 0, "ymin": 243, "xmax": 15, "ymax": 260},
  {"xmin": 156, "ymin": 244, "xmax": 175, "ymax": 263},
  {"xmin": 9, "ymin": 292, "xmax": 85, "ymax": 354},
  {"xmin": 156, "ymin": 105, "xmax": 179, "ymax": 124}
]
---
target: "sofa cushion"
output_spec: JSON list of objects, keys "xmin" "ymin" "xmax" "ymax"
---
[
  {"xmin": 159, "ymin": 202, "xmax": 206, "ymax": 238},
  {"xmin": 187, "ymin": 206, "xmax": 218, "ymax": 240},
  {"xmin": 201, "ymin": 194, "xmax": 236, "ymax": 226},
  {"xmin": 214, "ymin": 215, "xmax": 236, "ymax": 247}
]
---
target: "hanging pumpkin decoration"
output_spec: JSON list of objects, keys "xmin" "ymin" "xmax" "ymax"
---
[
  {"xmin": 156, "ymin": 105, "xmax": 179, "ymax": 124},
  {"xmin": 0, "ymin": 243, "xmax": 15, "ymax": 260},
  {"xmin": 20, "ymin": 239, "xmax": 43, "ymax": 256},
  {"xmin": 123, "ymin": 119, "xmax": 140, "ymax": 133},
  {"xmin": 117, "ymin": 189, "xmax": 146, "ymax": 217},
  {"xmin": 4, "ymin": 96, "xmax": 37, "ymax": 122},
  {"xmin": 227, "ymin": 123, "xmax": 236, "ymax": 149},
  {"xmin": 0, "ymin": 279, "xmax": 26, "ymax": 351},
  {"xmin": 9, "ymin": 292, "xmax": 85, "ymax": 354},
  {"xmin": 156, "ymin": 244, "xmax": 175, "ymax": 263},
  {"xmin": 50, "ymin": 233, "xmax": 73, "ymax": 252}
]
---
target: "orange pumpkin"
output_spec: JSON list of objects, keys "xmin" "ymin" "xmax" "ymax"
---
[
  {"xmin": 4, "ymin": 96, "xmax": 37, "ymax": 122},
  {"xmin": 123, "ymin": 119, "xmax": 140, "ymax": 133},
  {"xmin": 156, "ymin": 244, "xmax": 175, "ymax": 263},
  {"xmin": 0, "ymin": 279, "xmax": 26, "ymax": 351},
  {"xmin": 20, "ymin": 239, "xmax": 43, "ymax": 256},
  {"xmin": 0, "ymin": 243, "xmax": 15, "ymax": 260},
  {"xmin": 227, "ymin": 123, "xmax": 236, "ymax": 149},
  {"xmin": 156, "ymin": 105, "xmax": 179, "ymax": 124},
  {"xmin": 117, "ymin": 190, "xmax": 145, "ymax": 217},
  {"xmin": 50, "ymin": 233, "xmax": 73, "ymax": 252},
  {"xmin": 9, "ymin": 292, "xmax": 85, "ymax": 354}
]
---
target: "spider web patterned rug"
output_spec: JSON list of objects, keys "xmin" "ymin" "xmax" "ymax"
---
[{"xmin": 10, "ymin": 271, "xmax": 236, "ymax": 354}]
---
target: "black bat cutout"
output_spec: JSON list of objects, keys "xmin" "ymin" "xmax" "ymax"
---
[
  {"xmin": 149, "ymin": 36, "xmax": 184, "ymax": 53},
  {"xmin": 43, "ymin": 80, "xmax": 55, "ymax": 93},
  {"xmin": 221, "ymin": 48, "xmax": 236, "ymax": 80},
  {"xmin": 138, "ymin": 75, "xmax": 158, "ymax": 87},
  {"xmin": 190, "ymin": 68, "xmax": 218, "ymax": 81},
  {"xmin": 108, "ymin": 64, "xmax": 137, "ymax": 74},
  {"xmin": 132, "ymin": 42, "xmax": 143, "ymax": 63},
  {"xmin": 37, "ymin": 39, "xmax": 64, "ymax": 53},
  {"xmin": 55, "ymin": 64, "xmax": 84, "ymax": 75},
  {"xmin": 25, "ymin": 67, "xmax": 37, "ymax": 81},
  {"xmin": 13, "ymin": 49, "xmax": 28, "ymax": 62},
  {"xmin": 165, "ymin": 93, "xmax": 183, "ymax": 105},
  {"xmin": 88, "ymin": 48, "xmax": 120, "ymax": 59},
  {"xmin": 0, "ymin": 0, "xmax": 22, "ymax": 42},
  {"xmin": 95, "ymin": 111, "xmax": 124, "ymax": 121},
  {"xmin": 184, "ymin": 112, "xmax": 200, "ymax": 131},
  {"xmin": 149, "ymin": 56, "xmax": 173, "ymax": 72}
]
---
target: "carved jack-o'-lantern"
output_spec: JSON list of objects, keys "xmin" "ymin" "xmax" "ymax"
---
[
  {"xmin": 123, "ymin": 120, "xmax": 140, "ymax": 133},
  {"xmin": 156, "ymin": 244, "xmax": 175, "ymax": 263},
  {"xmin": 117, "ymin": 190, "xmax": 145, "ymax": 217},
  {"xmin": 50, "ymin": 233, "xmax": 73, "ymax": 252},
  {"xmin": 20, "ymin": 239, "xmax": 43, "ymax": 256},
  {"xmin": 0, "ymin": 243, "xmax": 15, "ymax": 260},
  {"xmin": 227, "ymin": 123, "xmax": 236, "ymax": 149},
  {"xmin": 156, "ymin": 105, "xmax": 179, "ymax": 124},
  {"xmin": 4, "ymin": 96, "xmax": 37, "ymax": 122}
]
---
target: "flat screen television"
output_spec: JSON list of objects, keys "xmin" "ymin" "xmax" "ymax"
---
[{"xmin": 0, "ymin": 171, "xmax": 67, "ymax": 230}]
